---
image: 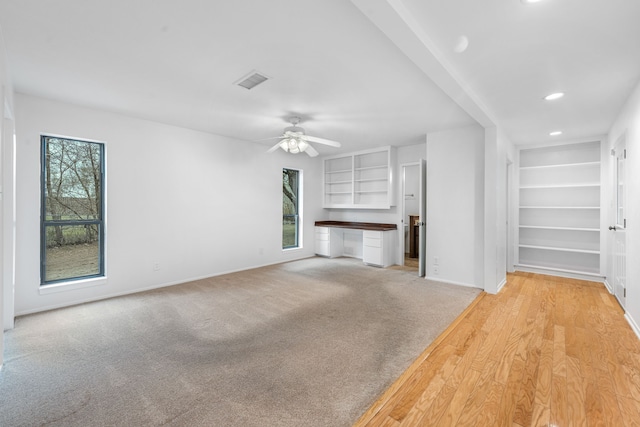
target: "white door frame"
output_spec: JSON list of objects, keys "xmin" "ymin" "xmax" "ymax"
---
[
  {"xmin": 610, "ymin": 134, "xmax": 627, "ymax": 308},
  {"xmin": 398, "ymin": 161, "xmax": 426, "ymax": 276}
]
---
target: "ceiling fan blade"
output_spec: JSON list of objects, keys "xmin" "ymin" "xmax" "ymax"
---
[
  {"xmin": 255, "ymin": 135, "xmax": 285, "ymax": 142},
  {"xmin": 300, "ymin": 134, "xmax": 341, "ymax": 147},
  {"xmin": 304, "ymin": 144, "xmax": 319, "ymax": 157},
  {"xmin": 267, "ymin": 141, "xmax": 284, "ymax": 153}
]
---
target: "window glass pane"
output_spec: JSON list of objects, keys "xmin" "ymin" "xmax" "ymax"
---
[
  {"xmin": 44, "ymin": 137, "xmax": 102, "ymax": 220},
  {"xmin": 283, "ymin": 169, "xmax": 299, "ymax": 248},
  {"xmin": 44, "ymin": 224, "xmax": 101, "ymax": 282},
  {"xmin": 282, "ymin": 215, "xmax": 298, "ymax": 248},
  {"xmin": 42, "ymin": 135, "xmax": 104, "ymax": 285}
]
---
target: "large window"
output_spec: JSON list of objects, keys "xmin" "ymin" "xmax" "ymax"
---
[
  {"xmin": 282, "ymin": 168, "xmax": 301, "ymax": 249},
  {"xmin": 41, "ymin": 136, "xmax": 105, "ymax": 285}
]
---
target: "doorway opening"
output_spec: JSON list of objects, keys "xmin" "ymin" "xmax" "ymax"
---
[{"xmin": 400, "ymin": 161, "xmax": 426, "ymax": 275}]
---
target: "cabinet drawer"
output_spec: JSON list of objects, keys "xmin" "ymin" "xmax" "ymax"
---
[
  {"xmin": 363, "ymin": 237, "xmax": 382, "ymax": 248},
  {"xmin": 363, "ymin": 245, "xmax": 383, "ymax": 266},
  {"xmin": 363, "ymin": 230, "xmax": 382, "ymax": 240},
  {"xmin": 315, "ymin": 227, "xmax": 329, "ymax": 235},
  {"xmin": 316, "ymin": 233, "xmax": 329, "ymax": 241}
]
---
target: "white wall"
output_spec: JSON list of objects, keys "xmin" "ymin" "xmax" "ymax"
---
[
  {"xmin": 607, "ymin": 78, "xmax": 640, "ymax": 337},
  {"xmin": 1, "ymin": 23, "xmax": 15, "ymax": 366},
  {"xmin": 14, "ymin": 94, "xmax": 323, "ymax": 315},
  {"xmin": 426, "ymin": 125, "xmax": 485, "ymax": 288}
]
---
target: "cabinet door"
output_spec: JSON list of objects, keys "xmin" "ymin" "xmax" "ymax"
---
[
  {"xmin": 315, "ymin": 227, "xmax": 330, "ymax": 257},
  {"xmin": 363, "ymin": 230, "xmax": 383, "ymax": 266}
]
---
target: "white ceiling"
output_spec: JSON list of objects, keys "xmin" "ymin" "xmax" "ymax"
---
[{"xmin": 1, "ymin": 0, "xmax": 639, "ymax": 153}]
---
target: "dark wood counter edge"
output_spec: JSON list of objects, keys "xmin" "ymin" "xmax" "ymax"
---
[{"xmin": 314, "ymin": 221, "xmax": 397, "ymax": 231}]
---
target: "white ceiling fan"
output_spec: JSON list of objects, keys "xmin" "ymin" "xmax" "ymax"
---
[{"xmin": 266, "ymin": 117, "xmax": 341, "ymax": 157}]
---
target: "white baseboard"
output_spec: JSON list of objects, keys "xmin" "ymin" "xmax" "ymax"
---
[
  {"xmin": 603, "ymin": 279, "xmax": 613, "ymax": 294},
  {"xmin": 425, "ymin": 276, "xmax": 481, "ymax": 289},
  {"xmin": 497, "ymin": 277, "xmax": 507, "ymax": 293},
  {"xmin": 626, "ymin": 313, "xmax": 640, "ymax": 341},
  {"xmin": 515, "ymin": 264, "xmax": 605, "ymax": 283}
]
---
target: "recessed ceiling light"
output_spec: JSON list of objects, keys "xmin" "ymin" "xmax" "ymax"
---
[
  {"xmin": 544, "ymin": 92, "xmax": 565, "ymax": 101},
  {"xmin": 521, "ymin": 0, "xmax": 543, "ymax": 3},
  {"xmin": 549, "ymin": 131, "xmax": 563, "ymax": 136}
]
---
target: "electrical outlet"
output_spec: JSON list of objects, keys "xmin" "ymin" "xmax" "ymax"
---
[
  {"xmin": 153, "ymin": 262, "xmax": 160, "ymax": 271},
  {"xmin": 433, "ymin": 265, "xmax": 439, "ymax": 275},
  {"xmin": 434, "ymin": 257, "xmax": 439, "ymax": 266}
]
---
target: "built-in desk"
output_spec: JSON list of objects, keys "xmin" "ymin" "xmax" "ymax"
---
[{"xmin": 314, "ymin": 221, "xmax": 397, "ymax": 267}]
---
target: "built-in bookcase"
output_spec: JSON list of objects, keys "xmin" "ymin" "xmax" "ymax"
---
[
  {"xmin": 517, "ymin": 141, "xmax": 602, "ymax": 277},
  {"xmin": 323, "ymin": 146, "xmax": 396, "ymax": 209}
]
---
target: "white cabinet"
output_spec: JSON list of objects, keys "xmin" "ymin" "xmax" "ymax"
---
[
  {"xmin": 517, "ymin": 141, "xmax": 602, "ymax": 277},
  {"xmin": 314, "ymin": 226, "xmax": 344, "ymax": 258},
  {"xmin": 315, "ymin": 227, "xmax": 331, "ymax": 257},
  {"xmin": 315, "ymin": 222, "xmax": 396, "ymax": 267},
  {"xmin": 362, "ymin": 230, "xmax": 395, "ymax": 267},
  {"xmin": 323, "ymin": 146, "xmax": 396, "ymax": 209}
]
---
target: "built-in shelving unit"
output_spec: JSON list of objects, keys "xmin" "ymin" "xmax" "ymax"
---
[
  {"xmin": 323, "ymin": 146, "xmax": 396, "ymax": 209},
  {"xmin": 517, "ymin": 141, "xmax": 602, "ymax": 277}
]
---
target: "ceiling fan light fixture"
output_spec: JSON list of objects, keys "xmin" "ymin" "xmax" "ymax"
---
[
  {"xmin": 297, "ymin": 139, "xmax": 309, "ymax": 152},
  {"xmin": 544, "ymin": 92, "xmax": 565, "ymax": 101}
]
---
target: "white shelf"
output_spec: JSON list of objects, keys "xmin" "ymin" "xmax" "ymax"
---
[
  {"xmin": 355, "ymin": 178, "xmax": 387, "ymax": 183},
  {"xmin": 520, "ymin": 183, "xmax": 600, "ymax": 189},
  {"xmin": 326, "ymin": 180, "xmax": 352, "ymax": 184},
  {"xmin": 519, "ymin": 244, "xmax": 599, "ymax": 255},
  {"xmin": 516, "ymin": 264, "xmax": 603, "ymax": 278},
  {"xmin": 519, "ymin": 225, "xmax": 599, "ymax": 232},
  {"xmin": 355, "ymin": 165, "xmax": 387, "ymax": 171},
  {"xmin": 519, "ymin": 206, "xmax": 599, "ymax": 209},
  {"xmin": 519, "ymin": 161, "xmax": 600, "ymax": 170},
  {"xmin": 325, "ymin": 169, "xmax": 352, "ymax": 174}
]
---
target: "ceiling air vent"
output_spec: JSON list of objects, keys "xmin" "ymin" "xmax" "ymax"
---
[{"xmin": 235, "ymin": 70, "xmax": 269, "ymax": 90}]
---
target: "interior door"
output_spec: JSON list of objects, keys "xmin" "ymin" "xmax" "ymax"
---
[
  {"xmin": 418, "ymin": 159, "xmax": 426, "ymax": 277},
  {"xmin": 611, "ymin": 137, "xmax": 627, "ymax": 308}
]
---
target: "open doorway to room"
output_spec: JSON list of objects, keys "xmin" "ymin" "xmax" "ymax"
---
[{"xmin": 400, "ymin": 161, "xmax": 426, "ymax": 275}]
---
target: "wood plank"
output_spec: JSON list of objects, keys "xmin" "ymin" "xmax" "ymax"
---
[
  {"xmin": 530, "ymin": 403, "xmax": 550, "ymax": 427},
  {"xmin": 553, "ymin": 325, "xmax": 567, "ymax": 377},
  {"xmin": 393, "ymin": 353, "xmax": 460, "ymax": 425},
  {"xmin": 550, "ymin": 375, "xmax": 568, "ymax": 427},
  {"xmin": 617, "ymin": 395, "xmax": 640, "ymax": 427},
  {"xmin": 593, "ymin": 364, "xmax": 625, "ymax": 426},
  {"xmin": 534, "ymin": 338, "xmax": 553, "ymax": 408},
  {"xmin": 565, "ymin": 356, "xmax": 587, "ymax": 426},
  {"xmin": 455, "ymin": 359, "xmax": 498, "ymax": 426}
]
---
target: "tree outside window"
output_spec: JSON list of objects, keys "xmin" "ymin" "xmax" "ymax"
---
[
  {"xmin": 41, "ymin": 136, "xmax": 105, "ymax": 284},
  {"xmin": 282, "ymin": 168, "xmax": 300, "ymax": 249}
]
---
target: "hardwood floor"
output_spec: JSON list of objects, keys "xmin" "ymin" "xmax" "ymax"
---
[{"xmin": 354, "ymin": 272, "xmax": 640, "ymax": 426}]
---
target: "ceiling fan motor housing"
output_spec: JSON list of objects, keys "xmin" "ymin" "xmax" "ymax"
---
[{"xmin": 284, "ymin": 125, "xmax": 305, "ymax": 135}]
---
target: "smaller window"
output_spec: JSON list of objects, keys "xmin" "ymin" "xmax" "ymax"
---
[{"xmin": 282, "ymin": 168, "xmax": 301, "ymax": 249}]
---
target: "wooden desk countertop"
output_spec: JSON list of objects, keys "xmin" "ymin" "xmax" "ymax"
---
[{"xmin": 314, "ymin": 220, "xmax": 397, "ymax": 231}]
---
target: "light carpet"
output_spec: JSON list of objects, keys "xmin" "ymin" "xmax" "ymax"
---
[{"xmin": 0, "ymin": 257, "xmax": 481, "ymax": 426}]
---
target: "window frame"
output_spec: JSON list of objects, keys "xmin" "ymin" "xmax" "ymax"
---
[
  {"xmin": 282, "ymin": 167, "xmax": 302, "ymax": 250},
  {"xmin": 40, "ymin": 134, "xmax": 106, "ymax": 286}
]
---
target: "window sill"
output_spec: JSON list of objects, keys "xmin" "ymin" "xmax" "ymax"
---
[
  {"xmin": 39, "ymin": 276, "xmax": 107, "ymax": 295},
  {"xmin": 282, "ymin": 247, "xmax": 302, "ymax": 252}
]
